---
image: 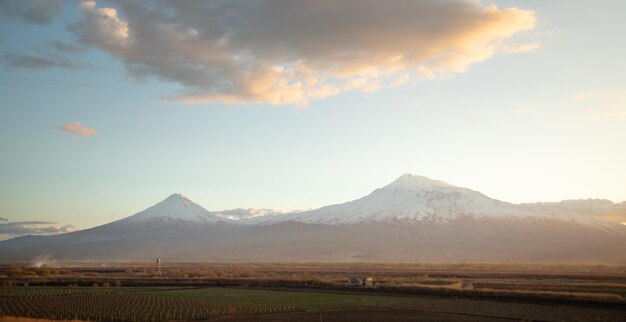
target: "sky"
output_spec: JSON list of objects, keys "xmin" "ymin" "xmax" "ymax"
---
[{"xmin": 1, "ymin": 0, "xmax": 625, "ymax": 238}]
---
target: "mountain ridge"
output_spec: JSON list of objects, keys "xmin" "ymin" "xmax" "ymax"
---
[
  {"xmin": 1, "ymin": 174, "xmax": 625, "ymax": 263},
  {"xmin": 254, "ymin": 174, "xmax": 622, "ymax": 229}
]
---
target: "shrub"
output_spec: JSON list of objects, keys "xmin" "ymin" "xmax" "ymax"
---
[
  {"xmin": 7, "ymin": 267, "xmax": 23, "ymax": 278},
  {"xmin": 36, "ymin": 268, "xmax": 51, "ymax": 277}
]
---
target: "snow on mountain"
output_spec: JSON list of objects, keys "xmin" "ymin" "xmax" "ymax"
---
[
  {"xmin": 1, "ymin": 179, "xmax": 625, "ymax": 263},
  {"xmin": 114, "ymin": 193, "xmax": 231, "ymax": 225},
  {"xmin": 520, "ymin": 199, "xmax": 617, "ymax": 215},
  {"xmin": 87, "ymin": 177, "xmax": 625, "ymax": 230},
  {"xmin": 520, "ymin": 199, "xmax": 626, "ymax": 227},
  {"xmin": 258, "ymin": 174, "xmax": 619, "ymax": 228}
]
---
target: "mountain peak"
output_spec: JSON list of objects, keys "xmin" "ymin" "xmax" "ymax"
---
[
  {"xmin": 162, "ymin": 193, "xmax": 198, "ymax": 207},
  {"xmin": 116, "ymin": 193, "xmax": 229, "ymax": 225},
  {"xmin": 167, "ymin": 193, "xmax": 189, "ymax": 200},
  {"xmin": 386, "ymin": 173, "xmax": 453, "ymax": 191}
]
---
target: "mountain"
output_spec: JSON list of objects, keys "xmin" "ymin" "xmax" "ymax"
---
[
  {"xmin": 114, "ymin": 193, "xmax": 230, "ymax": 225},
  {"xmin": 257, "ymin": 174, "xmax": 616, "ymax": 229},
  {"xmin": 95, "ymin": 193, "xmax": 236, "ymax": 234},
  {"xmin": 0, "ymin": 194, "xmax": 243, "ymax": 261},
  {"xmin": 520, "ymin": 199, "xmax": 626, "ymax": 226},
  {"xmin": 1, "ymin": 175, "xmax": 625, "ymax": 263}
]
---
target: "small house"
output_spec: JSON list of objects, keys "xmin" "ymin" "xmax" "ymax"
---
[{"xmin": 348, "ymin": 276, "xmax": 373, "ymax": 287}]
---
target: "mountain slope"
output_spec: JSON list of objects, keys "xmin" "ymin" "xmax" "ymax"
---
[
  {"xmin": 258, "ymin": 174, "xmax": 618, "ymax": 229},
  {"xmin": 112, "ymin": 193, "xmax": 232, "ymax": 225},
  {"xmin": 0, "ymin": 194, "xmax": 240, "ymax": 259}
]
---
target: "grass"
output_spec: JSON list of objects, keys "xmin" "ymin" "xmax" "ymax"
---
[{"xmin": 117, "ymin": 286, "xmax": 423, "ymax": 310}]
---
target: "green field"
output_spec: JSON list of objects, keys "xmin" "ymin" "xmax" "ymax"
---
[{"xmin": 118, "ymin": 286, "xmax": 423, "ymax": 310}]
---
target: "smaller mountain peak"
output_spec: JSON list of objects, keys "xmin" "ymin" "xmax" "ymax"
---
[{"xmin": 115, "ymin": 193, "xmax": 228, "ymax": 225}]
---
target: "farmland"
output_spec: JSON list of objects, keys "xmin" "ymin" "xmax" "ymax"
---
[
  {"xmin": 1, "ymin": 263, "xmax": 626, "ymax": 321},
  {"xmin": 0, "ymin": 286, "xmax": 426, "ymax": 321},
  {"xmin": 120, "ymin": 287, "xmax": 425, "ymax": 310},
  {"xmin": 0, "ymin": 287, "xmax": 295, "ymax": 321}
]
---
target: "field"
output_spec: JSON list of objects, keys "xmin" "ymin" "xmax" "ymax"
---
[
  {"xmin": 0, "ymin": 287, "xmax": 296, "ymax": 321},
  {"xmin": 0, "ymin": 286, "xmax": 426, "ymax": 321},
  {"xmin": 121, "ymin": 287, "xmax": 425, "ymax": 310},
  {"xmin": 1, "ymin": 263, "xmax": 626, "ymax": 321}
]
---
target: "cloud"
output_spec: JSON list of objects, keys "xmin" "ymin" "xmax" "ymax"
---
[
  {"xmin": 3, "ymin": 39, "xmax": 92, "ymax": 71},
  {"xmin": 3, "ymin": 53, "xmax": 84, "ymax": 70},
  {"xmin": 211, "ymin": 208, "xmax": 299, "ymax": 220},
  {"xmin": 572, "ymin": 93, "xmax": 592, "ymax": 103},
  {"xmin": 57, "ymin": 122, "xmax": 97, "ymax": 137},
  {"xmin": 502, "ymin": 43, "xmax": 540, "ymax": 54},
  {"xmin": 572, "ymin": 91, "xmax": 626, "ymax": 120},
  {"xmin": 70, "ymin": 1, "xmax": 536, "ymax": 106},
  {"xmin": 48, "ymin": 40, "xmax": 87, "ymax": 53},
  {"xmin": 0, "ymin": 0, "xmax": 62, "ymax": 25},
  {"xmin": 0, "ymin": 221, "xmax": 76, "ymax": 238},
  {"xmin": 511, "ymin": 106, "xmax": 533, "ymax": 115}
]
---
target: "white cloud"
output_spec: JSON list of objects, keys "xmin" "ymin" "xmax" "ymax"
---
[
  {"xmin": 572, "ymin": 91, "xmax": 626, "ymax": 120},
  {"xmin": 211, "ymin": 208, "xmax": 304, "ymax": 220},
  {"xmin": 57, "ymin": 122, "xmax": 97, "ymax": 137},
  {"xmin": 0, "ymin": 221, "xmax": 76, "ymax": 239},
  {"xmin": 71, "ymin": 1, "xmax": 536, "ymax": 106}
]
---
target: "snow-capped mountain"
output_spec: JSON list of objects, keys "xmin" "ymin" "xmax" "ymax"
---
[
  {"xmin": 113, "ymin": 193, "xmax": 231, "ymax": 225},
  {"xmin": 1, "ymin": 174, "xmax": 624, "ymax": 263},
  {"xmin": 520, "ymin": 199, "xmax": 626, "ymax": 223},
  {"xmin": 259, "ymin": 174, "xmax": 618, "ymax": 228}
]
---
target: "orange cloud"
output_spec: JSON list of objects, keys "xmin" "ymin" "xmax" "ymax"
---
[
  {"xmin": 74, "ymin": 1, "xmax": 536, "ymax": 106},
  {"xmin": 503, "ymin": 43, "xmax": 540, "ymax": 54},
  {"xmin": 57, "ymin": 122, "xmax": 97, "ymax": 137}
]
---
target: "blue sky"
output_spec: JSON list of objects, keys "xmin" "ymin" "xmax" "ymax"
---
[{"xmin": 1, "ymin": 1, "xmax": 625, "ymax": 234}]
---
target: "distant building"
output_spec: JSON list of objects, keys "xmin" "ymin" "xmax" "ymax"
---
[
  {"xmin": 348, "ymin": 276, "xmax": 373, "ymax": 287},
  {"xmin": 156, "ymin": 258, "xmax": 161, "ymax": 276}
]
